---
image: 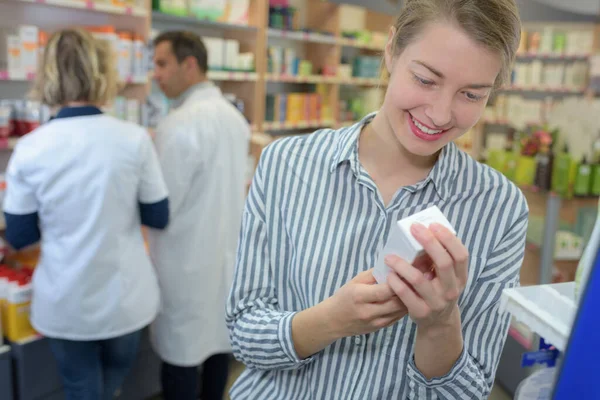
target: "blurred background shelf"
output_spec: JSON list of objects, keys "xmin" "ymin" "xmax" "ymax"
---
[{"xmin": 151, "ymin": 11, "xmax": 257, "ymax": 31}]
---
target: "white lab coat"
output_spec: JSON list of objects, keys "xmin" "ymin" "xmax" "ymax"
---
[{"xmin": 148, "ymin": 82, "xmax": 250, "ymax": 366}]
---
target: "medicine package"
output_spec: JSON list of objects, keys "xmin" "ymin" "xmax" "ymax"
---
[{"xmin": 372, "ymin": 206, "xmax": 456, "ymax": 284}]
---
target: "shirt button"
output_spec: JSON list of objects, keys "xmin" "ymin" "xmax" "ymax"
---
[{"xmin": 354, "ymin": 335, "xmax": 361, "ymax": 345}]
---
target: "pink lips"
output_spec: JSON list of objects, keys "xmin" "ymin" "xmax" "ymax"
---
[{"xmin": 407, "ymin": 113, "xmax": 448, "ymax": 142}]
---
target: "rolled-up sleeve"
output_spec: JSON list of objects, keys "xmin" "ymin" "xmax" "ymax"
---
[
  {"xmin": 406, "ymin": 201, "xmax": 529, "ymax": 399},
  {"xmin": 226, "ymin": 148, "xmax": 313, "ymax": 371}
]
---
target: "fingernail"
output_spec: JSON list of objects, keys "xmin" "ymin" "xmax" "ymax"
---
[
  {"xmin": 384, "ymin": 255, "xmax": 394, "ymax": 264},
  {"xmin": 429, "ymin": 223, "xmax": 442, "ymax": 233},
  {"xmin": 411, "ymin": 223, "xmax": 426, "ymax": 235}
]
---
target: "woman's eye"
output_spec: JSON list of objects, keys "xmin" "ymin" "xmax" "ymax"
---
[
  {"xmin": 464, "ymin": 92, "xmax": 483, "ymax": 102},
  {"xmin": 413, "ymin": 75, "xmax": 434, "ymax": 87}
]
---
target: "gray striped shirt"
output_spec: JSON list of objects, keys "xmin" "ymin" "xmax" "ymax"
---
[{"xmin": 226, "ymin": 113, "xmax": 528, "ymax": 399}]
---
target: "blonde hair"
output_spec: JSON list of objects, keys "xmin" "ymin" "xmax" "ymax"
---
[
  {"xmin": 31, "ymin": 28, "xmax": 118, "ymax": 107},
  {"xmin": 391, "ymin": 0, "xmax": 521, "ymax": 88}
]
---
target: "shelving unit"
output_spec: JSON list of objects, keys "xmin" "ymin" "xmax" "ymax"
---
[
  {"xmin": 17, "ymin": 0, "xmax": 147, "ymax": 16},
  {"xmin": 263, "ymin": 119, "xmax": 334, "ymax": 131},
  {"xmin": 152, "ymin": 11, "xmax": 258, "ymax": 31}
]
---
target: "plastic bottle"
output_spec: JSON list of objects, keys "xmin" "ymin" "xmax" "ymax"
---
[{"xmin": 574, "ymin": 156, "xmax": 592, "ymax": 197}]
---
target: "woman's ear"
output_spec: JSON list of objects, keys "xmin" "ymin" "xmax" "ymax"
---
[{"xmin": 385, "ymin": 26, "xmax": 396, "ymax": 74}]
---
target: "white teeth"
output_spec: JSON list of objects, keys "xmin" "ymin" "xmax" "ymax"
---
[{"xmin": 411, "ymin": 116, "xmax": 442, "ymax": 135}]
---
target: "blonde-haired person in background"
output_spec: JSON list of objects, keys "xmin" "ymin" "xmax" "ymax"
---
[
  {"xmin": 226, "ymin": 0, "xmax": 527, "ymax": 399},
  {"xmin": 3, "ymin": 28, "xmax": 169, "ymax": 400}
]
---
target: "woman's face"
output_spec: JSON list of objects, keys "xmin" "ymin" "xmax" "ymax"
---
[{"xmin": 382, "ymin": 21, "xmax": 502, "ymax": 157}]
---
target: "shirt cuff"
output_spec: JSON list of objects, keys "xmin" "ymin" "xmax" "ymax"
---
[
  {"xmin": 278, "ymin": 311, "xmax": 315, "ymax": 369},
  {"xmin": 406, "ymin": 345, "xmax": 470, "ymax": 395}
]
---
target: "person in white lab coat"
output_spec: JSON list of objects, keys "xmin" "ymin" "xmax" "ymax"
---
[
  {"xmin": 149, "ymin": 31, "xmax": 250, "ymax": 400},
  {"xmin": 3, "ymin": 29, "xmax": 169, "ymax": 400}
]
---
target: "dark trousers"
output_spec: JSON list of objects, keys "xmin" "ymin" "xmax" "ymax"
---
[
  {"xmin": 161, "ymin": 353, "xmax": 230, "ymax": 400},
  {"xmin": 47, "ymin": 329, "xmax": 142, "ymax": 400}
]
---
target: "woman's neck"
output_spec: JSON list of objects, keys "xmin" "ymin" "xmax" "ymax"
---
[
  {"xmin": 63, "ymin": 102, "xmax": 98, "ymax": 108},
  {"xmin": 360, "ymin": 112, "xmax": 439, "ymax": 183}
]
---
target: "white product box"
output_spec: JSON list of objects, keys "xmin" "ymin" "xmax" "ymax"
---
[
  {"xmin": 117, "ymin": 33, "xmax": 133, "ymax": 82},
  {"xmin": 224, "ymin": 39, "xmax": 239, "ymax": 70},
  {"xmin": 7, "ymin": 34, "xmax": 23, "ymax": 80},
  {"xmin": 20, "ymin": 25, "xmax": 38, "ymax": 79},
  {"xmin": 373, "ymin": 206, "xmax": 456, "ymax": 284},
  {"xmin": 228, "ymin": 0, "xmax": 250, "ymax": 25},
  {"xmin": 126, "ymin": 99, "xmax": 140, "ymax": 124},
  {"xmin": 204, "ymin": 37, "xmax": 224, "ymax": 70}
]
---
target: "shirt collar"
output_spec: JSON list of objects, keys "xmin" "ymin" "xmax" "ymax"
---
[
  {"xmin": 329, "ymin": 112, "xmax": 374, "ymax": 175},
  {"xmin": 54, "ymin": 106, "xmax": 103, "ymax": 119},
  {"xmin": 329, "ymin": 112, "xmax": 459, "ymax": 200},
  {"xmin": 172, "ymin": 81, "xmax": 215, "ymax": 109}
]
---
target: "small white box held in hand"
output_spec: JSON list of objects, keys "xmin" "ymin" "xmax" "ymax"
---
[{"xmin": 373, "ymin": 206, "xmax": 456, "ymax": 284}]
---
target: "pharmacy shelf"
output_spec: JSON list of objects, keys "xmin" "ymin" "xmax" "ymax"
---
[
  {"xmin": 17, "ymin": 0, "xmax": 147, "ymax": 16},
  {"xmin": 516, "ymin": 52, "xmax": 590, "ymax": 60},
  {"xmin": 266, "ymin": 74, "xmax": 339, "ymax": 84},
  {"xmin": 267, "ymin": 28, "xmax": 337, "ymax": 45},
  {"xmin": 338, "ymin": 37, "xmax": 383, "ymax": 51},
  {"xmin": 501, "ymin": 86, "xmax": 585, "ymax": 94},
  {"xmin": 208, "ymin": 71, "xmax": 258, "ymax": 82},
  {"xmin": 151, "ymin": 11, "xmax": 257, "ymax": 32},
  {"xmin": 500, "ymin": 282, "xmax": 577, "ymax": 352},
  {"xmin": 482, "ymin": 119, "xmax": 541, "ymax": 127},
  {"xmin": 263, "ymin": 119, "xmax": 335, "ymax": 131},
  {"xmin": 0, "ymin": 70, "xmax": 148, "ymax": 86},
  {"xmin": 339, "ymin": 77, "xmax": 386, "ymax": 86}
]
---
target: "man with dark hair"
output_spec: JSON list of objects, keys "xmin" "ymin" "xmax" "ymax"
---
[
  {"xmin": 148, "ymin": 30, "xmax": 250, "ymax": 400},
  {"xmin": 153, "ymin": 31, "xmax": 209, "ymax": 99}
]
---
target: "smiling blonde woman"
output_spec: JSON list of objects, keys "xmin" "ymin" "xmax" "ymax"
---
[
  {"xmin": 226, "ymin": 1, "xmax": 527, "ymax": 399},
  {"xmin": 4, "ymin": 28, "xmax": 170, "ymax": 400}
]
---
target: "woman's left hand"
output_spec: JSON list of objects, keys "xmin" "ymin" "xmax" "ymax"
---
[{"xmin": 385, "ymin": 223, "xmax": 469, "ymax": 330}]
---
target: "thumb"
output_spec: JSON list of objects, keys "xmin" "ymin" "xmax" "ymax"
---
[{"xmin": 351, "ymin": 269, "xmax": 378, "ymax": 285}]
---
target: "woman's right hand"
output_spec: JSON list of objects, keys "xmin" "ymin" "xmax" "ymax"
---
[
  {"xmin": 323, "ymin": 269, "xmax": 408, "ymax": 338},
  {"xmin": 292, "ymin": 269, "xmax": 408, "ymax": 360}
]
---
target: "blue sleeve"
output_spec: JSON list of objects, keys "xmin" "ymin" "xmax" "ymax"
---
[
  {"xmin": 139, "ymin": 197, "xmax": 169, "ymax": 229},
  {"xmin": 5, "ymin": 212, "xmax": 41, "ymax": 250}
]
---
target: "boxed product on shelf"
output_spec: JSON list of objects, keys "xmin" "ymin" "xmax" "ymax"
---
[
  {"xmin": 204, "ymin": 37, "xmax": 225, "ymax": 70},
  {"xmin": 0, "ymin": 26, "xmax": 23, "ymax": 79},
  {"xmin": 227, "ymin": 0, "xmax": 250, "ymax": 25},
  {"xmin": 520, "ymin": 27, "xmax": 594, "ymax": 56},
  {"xmin": 155, "ymin": 0, "xmax": 187, "ymax": 16},
  {"xmin": 224, "ymin": 39, "xmax": 239, "ymax": 70},
  {"xmin": 352, "ymin": 56, "xmax": 380, "ymax": 79},
  {"xmin": 117, "ymin": 31, "xmax": 133, "ymax": 82},
  {"xmin": 510, "ymin": 60, "xmax": 588, "ymax": 89},
  {"xmin": 265, "ymin": 92, "xmax": 322, "ymax": 124},
  {"xmin": 188, "ymin": 0, "xmax": 226, "ymax": 20},
  {"xmin": 19, "ymin": 25, "xmax": 38, "ymax": 80}
]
